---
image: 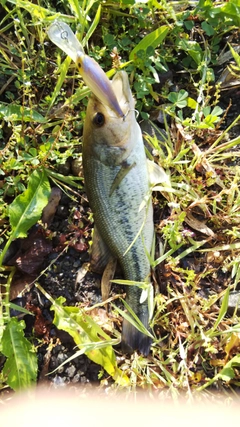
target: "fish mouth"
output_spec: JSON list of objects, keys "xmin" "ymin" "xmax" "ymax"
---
[{"xmin": 110, "ymin": 71, "xmax": 134, "ymax": 116}]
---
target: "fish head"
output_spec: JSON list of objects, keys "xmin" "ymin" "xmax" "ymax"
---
[{"xmin": 83, "ymin": 71, "xmax": 140, "ymax": 166}]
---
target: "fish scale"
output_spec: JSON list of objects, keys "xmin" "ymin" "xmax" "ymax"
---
[{"xmin": 83, "ymin": 71, "xmax": 154, "ymax": 355}]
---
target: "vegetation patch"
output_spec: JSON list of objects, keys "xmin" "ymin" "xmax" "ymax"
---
[{"xmin": 0, "ymin": 0, "xmax": 240, "ymax": 398}]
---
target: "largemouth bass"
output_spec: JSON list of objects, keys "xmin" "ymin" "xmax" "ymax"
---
[
  {"xmin": 47, "ymin": 21, "xmax": 156, "ymax": 354},
  {"xmin": 83, "ymin": 71, "xmax": 154, "ymax": 355}
]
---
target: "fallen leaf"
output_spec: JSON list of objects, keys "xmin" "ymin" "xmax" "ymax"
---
[
  {"xmin": 8, "ymin": 227, "xmax": 52, "ymax": 274},
  {"xmin": 101, "ymin": 257, "xmax": 117, "ymax": 308},
  {"xmin": 185, "ymin": 212, "xmax": 215, "ymax": 237},
  {"xmin": 41, "ymin": 187, "xmax": 62, "ymax": 226},
  {"xmin": 10, "ymin": 274, "xmax": 34, "ymax": 300},
  {"xmin": 75, "ymin": 262, "xmax": 90, "ymax": 290}
]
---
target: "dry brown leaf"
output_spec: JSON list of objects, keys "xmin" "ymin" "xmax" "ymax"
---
[
  {"xmin": 75, "ymin": 262, "xmax": 90, "ymax": 290},
  {"xmin": 185, "ymin": 212, "xmax": 215, "ymax": 237},
  {"xmin": 41, "ymin": 187, "xmax": 62, "ymax": 226},
  {"xmin": 101, "ymin": 257, "xmax": 117, "ymax": 309},
  {"xmin": 10, "ymin": 275, "xmax": 34, "ymax": 300}
]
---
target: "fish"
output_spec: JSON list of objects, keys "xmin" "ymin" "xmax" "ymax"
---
[
  {"xmin": 83, "ymin": 70, "xmax": 154, "ymax": 355},
  {"xmin": 47, "ymin": 21, "xmax": 123, "ymax": 117},
  {"xmin": 48, "ymin": 21, "xmax": 155, "ymax": 354}
]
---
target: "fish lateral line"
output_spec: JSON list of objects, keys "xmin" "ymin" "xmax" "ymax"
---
[{"xmin": 123, "ymin": 195, "xmax": 153, "ymax": 258}]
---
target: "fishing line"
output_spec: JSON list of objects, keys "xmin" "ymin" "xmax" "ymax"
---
[{"xmin": 123, "ymin": 108, "xmax": 139, "ymax": 121}]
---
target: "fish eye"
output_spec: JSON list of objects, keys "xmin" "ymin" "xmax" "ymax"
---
[{"xmin": 93, "ymin": 112, "xmax": 105, "ymax": 127}]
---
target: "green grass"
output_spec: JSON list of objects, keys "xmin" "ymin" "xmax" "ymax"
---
[{"xmin": 0, "ymin": 0, "xmax": 240, "ymax": 396}]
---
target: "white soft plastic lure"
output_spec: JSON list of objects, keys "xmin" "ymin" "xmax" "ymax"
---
[{"xmin": 47, "ymin": 21, "xmax": 124, "ymax": 118}]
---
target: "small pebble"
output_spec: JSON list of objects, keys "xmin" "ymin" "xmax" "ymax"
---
[
  {"xmin": 58, "ymin": 161, "xmax": 71, "ymax": 176},
  {"xmin": 57, "ymin": 352, "xmax": 68, "ymax": 364},
  {"xmin": 52, "ymin": 375, "xmax": 66, "ymax": 387},
  {"xmin": 65, "ymin": 365, "xmax": 76, "ymax": 378},
  {"xmin": 71, "ymin": 158, "xmax": 82, "ymax": 176},
  {"xmin": 72, "ymin": 373, "xmax": 81, "ymax": 383},
  {"xmin": 226, "ymin": 291, "xmax": 240, "ymax": 315}
]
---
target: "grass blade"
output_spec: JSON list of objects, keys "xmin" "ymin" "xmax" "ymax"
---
[{"xmin": 129, "ymin": 26, "xmax": 169, "ymax": 60}]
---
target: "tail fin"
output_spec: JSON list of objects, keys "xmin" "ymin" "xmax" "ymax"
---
[{"xmin": 121, "ymin": 314, "xmax": 152, "ymax": 356}]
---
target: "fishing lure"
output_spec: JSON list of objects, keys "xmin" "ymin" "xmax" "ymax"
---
[
  {"xmin": 47, "ymin": 20, "xmax": 84, "ymax": 62},
  {"xmin": 47, "ymin": 21, "xmax": 124, "ymax": 118}
]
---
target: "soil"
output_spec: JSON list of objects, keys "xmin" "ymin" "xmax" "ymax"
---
[{"xmin": 4, "ymin": 188, "xmax": 127, "ymax": 390}]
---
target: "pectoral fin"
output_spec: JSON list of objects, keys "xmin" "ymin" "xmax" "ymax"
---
[{"xmin": 110, "ymin": 161, "xmax": 136, "ymax": 197}]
